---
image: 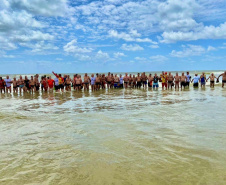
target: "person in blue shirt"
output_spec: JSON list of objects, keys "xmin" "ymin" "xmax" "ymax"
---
[{"xmin": 191, "ymin": 74, "xmax": 200, "ymax": 88}]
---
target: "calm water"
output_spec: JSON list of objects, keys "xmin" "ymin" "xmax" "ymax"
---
[{"xmin": 0, "ymin": 87, "xmax": 226, "ymax": 184}]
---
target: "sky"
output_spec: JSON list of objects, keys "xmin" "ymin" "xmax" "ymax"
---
[{"xmin": 0, "ymin": 0, "xmax": 226, "ymax": 74}]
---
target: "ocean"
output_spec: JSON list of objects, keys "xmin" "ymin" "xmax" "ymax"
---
[{"xmin": 0, "ymin": 70, "xmax": 226, "ymax": 184}]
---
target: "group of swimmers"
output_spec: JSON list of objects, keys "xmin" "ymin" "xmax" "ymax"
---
[{"xmin": 0, "ymin": 71, "xmax": 226, "ymax": 93}]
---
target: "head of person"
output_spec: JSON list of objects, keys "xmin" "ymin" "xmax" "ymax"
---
[
  {"xmin": 211, "ymin": 73, "xmax": 214, "ymax": 76},
  {"xmin": 25, "ymin": 76, "xmax": 28, "ymax": 80},
  {"xmin": 115, "ymin": 74, "xmax": 117, "ymax": 77},
  {"xmin": 20, "ymin": 75, "xmax": 22, "ymax": 79},
  {"xmin": 85, "ymin": 73, "xmax": 87, "ymax": 76},
  {"xmin": 120, "ymin": 74, "xmax": 122, "ymax": 77},
  {"xmin": 6, "ymin": 75, "xmax": 9, "ymax": 79},
  {"xmin": 59, "ymin": 74, "xmax": 62, "ymax": 77},
  {"xmin": 182, "ymin": 72, "xmax": 184, "ymax": 76},
  {"xmin": 165, "ymin": 72, "xmax": 167, "ymax": 75},
  {"xmin": 14, "ymin": 77, "xmax": 16, "ymax": 80},
  {"xmin": 169, "ymin": 72, "xmax": 171, "ymax": 75},
  {"xmin": 47, "ymin": 77, "xmax": 49, "ymax": 79},
  {"xmin": 138, "ymin": 73, "xmax": 140, "ymax": 76},
  {"xmin": 0, "ymin": 77, "xmax": 2, "ymax": 80},
  {"xmin": 31, "ymin": 76, "xmax": 33, "ymax": 80},
  {"xmin": 129, "ymin": 74, "xmax": 131, "ymax": 77},
  {"xmin": 36, "ymin": 74, "xmax": 39, "ymax": 78},
  {"xmin": 91, "ymin": 74, "xmax": 94, "ymax": 77},
  {"xmin": 155, "ymin": 73, "xmax": 157, "ymax": 76},
  {"xmin": 176, "ymin": 72, "xmax": 178, "ymax": 76},
  {"xmin": 49, "ymin": 76, "xmax": 51, "ymax": 79},
  {"xmin": 125, "ymin": 73, "xmax": 128, "ymax": 76},
  {"xmin": 162, "ymin": 71, "xmax": 164, "ymax": 75},
  {"xmin": 187, "ymin": 72, "xmax": 189, "ymax": 75},
  {"xmin": 195, "ymin": 74, "xmax": 198, "ymax": 76},
  {"xmin": 224, "ymin": 71, "xmax": 226, "ymax": 75},
  {"xmin": 108, "ymin": 72, "xmax": 110, "ymax": 76},
  {"xmin": 133, "ymin": 75, "xmax": 135, "ymax": 77}
]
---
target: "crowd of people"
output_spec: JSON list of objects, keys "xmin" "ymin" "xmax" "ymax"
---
[{"xmin": 0, "ymin": 71, "xmax": 226, "ymax": 94}]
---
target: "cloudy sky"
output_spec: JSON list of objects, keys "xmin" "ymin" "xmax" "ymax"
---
[{"xmin": 0, "ymin": 0, "xmax": 226, "ymax": 74}]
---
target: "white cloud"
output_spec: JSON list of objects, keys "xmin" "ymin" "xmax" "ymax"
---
[
  {"xmin": 114, "ymin": 52, "xmax": 126, "ymax": 58},
  {"xmin": 149, "ymin": 45, "xmax": 159, "ymax": 49},
  {"xmin": 20, "ymin": 41, "xmax": 59, "ymax": 52},
  {"xmin": 121, "ymin": 44, "xmax": 144, "ymax": 51},
  {"xmin": 207, "ymin": 46, "xmax": 216, "ymax": 51},
  {"xmin": 95, "ymin": 50, "xmax": 109, "ymax": 61},
  {"xmin": 170, "ymin": 44, "xmax": 212, "ymax": 58},
  {"xmin": 64, "ymin": 39, "xmax": 93, "ymax": 53},
  {"xmin": 161, "ymin": 22, "xmax": 226, "ymax": 43},
  {"xmin": 108, "ymin": 30, "xmax": 156, "ymax": 43},
  {"xmin": 150, "ymin": 55, "xmax": 168, "ymax": 62},
  {"xmin": 9, "ymin": 0, "xmax": 74, "ymax": 17}
]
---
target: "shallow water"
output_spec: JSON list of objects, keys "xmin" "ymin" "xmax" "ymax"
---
[{"xmin": 0, "ymin": 87, "xmax": 226, "ymax": 185}]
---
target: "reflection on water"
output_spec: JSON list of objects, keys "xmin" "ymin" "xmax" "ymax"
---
[{"xmin": 0, "ymin": 88, "xmax": 226, "ymax": 185}]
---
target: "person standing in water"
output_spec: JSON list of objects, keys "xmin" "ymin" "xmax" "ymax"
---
[
  {"xmin": 29, "ymin": 76, "xmax": 35, "ymax": 93},
  {"xmin": 137, "ymin": 73, "xmax": 142, "ymax": 89},
  {"xmin": 153, "ymin": 73, "xmax": 159, "ymax": 89},
  {"xmin": 148, "ymin": 74, "xmax": 153, "ymax": 88},
  {"xmin": 217, "ymin": 71, "xmax": 226, "ymax": 88},
  {"xmin": 186, "ymin": 72, "xmax": 191, "ymax": 87},
  {"xmin": 191, "ymin": 74, "xmax": 200, "ymax": 88},
  {"xmin": 12, "ymin": 77, "xmax": 18, "ymax": 93},
  {"xmin": 161, "ymin": 72, "xmax": 168, "ymax": 90},
  {"xmin": 0, "ymin": 77, "xmax": 5, "ymax": 93},
  {"xmin": 4, "ymin": 76, "xmax": 12, "ymax": 93},
  {"xmin": 200, "ymin": 72, "xmax": 206, "ymax": 88},
  {"xmin": 174, "ymin": 73, "xmax": 180, "ymax": 90},
  {"xmin": 124, "ymin": 73, "xmax": 129, "ymax": 89},
  {"xmin": 180, "ymin": 72, "xmax": 187, "ymax": 90},
  {"xmin": 18, "ymin": 76, "xmax": 25, "ymax": 93},
  {"xmin": 90, "ymin": 74, "xmax": 96, "ymax": 91},
  {"xmin": 167, "ymin": 72, "xmax": 174, "ymax": 90},
  {"xmin": 206, "ymin": 73, "xmax": 217, "ymax": 88},
  {"xmin": 34, "ymin": 74, "xmax": 40, "ymax": 92},
  {"xmin": 114, "ymin": 74, "xmax": 120, "ymax": 88}
]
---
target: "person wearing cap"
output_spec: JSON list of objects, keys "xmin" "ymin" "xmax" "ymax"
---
[{"xmin": 191, "ymin": 74, "xmax": 200, "ymax": 88}]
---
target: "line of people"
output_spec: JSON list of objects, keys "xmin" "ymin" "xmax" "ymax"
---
[{"xmin": 0, "ymin": 71, "xmax": 226, "ymax": 93}]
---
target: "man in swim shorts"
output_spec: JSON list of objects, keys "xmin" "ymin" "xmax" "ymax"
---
[
  {"xmin": 191, "ymin": 74, "xmax": 200, "ymax": 88},
  {"xmin": 200, "ymin": 72, "xmax": 206, "ymax": 88},
  {"xmin": 186, "ymin": 72, "xmax": 191, "ymax": 87},
  {"xmin": 148, "ymin": 74, "xmax": 153, "ymax": 88},
  {"xmin": 12, "ymin": 77, "xmax": 18, "ymax": 93},
  {"xmin": 34, "ymin": 74, "xmax": 40, "ymax": 92},
  {"xmin": 124, "ymin": 73, "xmax": 129, "ymax": 89},
  {"xmin": 180, "ymin": 72, "xmax": 187, "ymax": 90},
  {"xmin": 167, "ymin": 72, "xmax": 174, "ymax": 90},
  {"xmin": 174, "ymin": 73, "xmax": 180, "ymax": 90},
  {"xmin": 18, "ymin": 75, "xmax": 25, "ymax": 93},
  {"xmin": 29, "ymin": 76, "xmax": 35, "ymax": 93},
  {"xmin": 137, "ymin": 73, "xmax": 142, "ymax": 89},
  {"xmin": 217, "ymin": 71, "xmax": 226, "ymax": 88},
  {"xmin": 206, "ymin": 73, "xmax": 217, "ymax": 88},
  {"xmin": 153, "ymin": 73, "xmax": 159, "ymax": 89},
  {"xmin": 4, "ymin": 76, "xmax": 12, "ymax": 93}
]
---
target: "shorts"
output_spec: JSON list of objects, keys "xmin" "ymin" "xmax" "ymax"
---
[
  {"xmin": 210, "ymin": 81, "xmax": 214, "ymax": 84},
  {"xmin": 148, "ymin": 82, "xmax": 152, "ymax": 87},
  {"xmin": 96, "ymin": 82, "xmax": 101, "ymax": 85},
  {"xmin": 107, "ymin": 81, "xmax": 111, "ymax": 84},
  {"xmin": 84, "ymin": 83, "xmax": 89, "ymax": 85},
  {"xmin": 143, "ymin": 81, "xmax": 147, "ymax": 85},
  {"xmin": 59, "ymin": 84, "xmax": 64, "ymax": 89},
  {"xmin": 222, "ymin": 80, "xmax": 226, "ymax": 83},
  {"xmin": 35, "ymin": 85, "xmax": 39, "ymax": 91},
  {"xmin": 49, "ymin": 85, "xmax": 54, "ymax": 89},
  {"xmin": 19, "ymin": 85, "xmax": 24, "ymax": 88},
  {"xmin": 76, "ymin": 84, "xmax": 81, "ymax": 87},
  {"xmin": 65, "ymin": 84, "xmax": 70, "ymax": 87},
  {"xmin": 91, "ymin": 83, "xmax": 95, "ymax": 85},
  {"xmin": 137, "ymin": 82, "xmax": 141, "ymax": 87},
  {"xmin": 186, "ymin": 82, "xmax": 190, "ymax": 86},
  {"xmin": 193, "ymin": 83, "xmax": 199, "ymax": 87},
  {"xmin": 124, "ymin": 82, "xmax": 128, "ymax": 84},
  {"xmin": 114, "ymin": 83, "xmax": 118, "ymax": 87},
  {"xmin": 153, "ymin": 83, "xmax": 159, "ymax": 88},
  {"xmin": 13, "ymin": 86, "xmax": 17, "ymax": 89},
  {"xmin": 181, "ymin": 82, "xmax": 186, "ymax": 87},
  {"xmin": 201, "ymin": 82, "xmax": 206, "ymax": 85},
  {"xmin": 55, "ymin": 85, "xmax": 59, "ymax": 90},
  {"xmin": 30, "ymin": 85, "xmax": 34, "ymax": 88},
  {"xmin": 162, "ymin": 83, "xmax": 167, "ymax": 87}
]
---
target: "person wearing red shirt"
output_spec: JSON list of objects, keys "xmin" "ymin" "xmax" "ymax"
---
[{"xmin": 47, "ymin": 76, "xmax": 54, "ymax": 91}]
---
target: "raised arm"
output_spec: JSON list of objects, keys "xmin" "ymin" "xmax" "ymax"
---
[{"xmin": 52, "ymin": 71, "xmax": 59, "ymax": 78}]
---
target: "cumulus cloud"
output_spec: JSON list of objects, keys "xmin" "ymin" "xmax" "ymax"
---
[
  {"xmin": 64, "ymin": 39, "xmax": 93, "ymax": 53},
  {"xmin": 121, "ymin": 44, "xmax": 144, "ymax": 51},
  {"xmin": 108, "ymin": 30, "xmax": 156, "ymax": 43},
  {"xmin": 150, "ymin": 55, "xmax": 168, "ymax": 62},
  {"xmin": 95, "ymin": 50, "xmax": 110, "ymax": 61},
  {"xmin": 170, "ymin": 44, "xmax": 216, "ymax": 57},
  {"xmin": 114, "ymin": 52, "xmax": 126, "ymax": 58},
  {"xmin": 9, "ymin": 0, "xmax": 74, "ymax": 17},
  {"xmin": 20, "ymin": 41, "xmax": 59, "ymax": 52},
  {"xmin": 149, "ymin": 45, "xmax": 159, "ymax": 49},
  {"xmin": 161, "ymin": 22, "xmax": 226, "ymax": 43}
]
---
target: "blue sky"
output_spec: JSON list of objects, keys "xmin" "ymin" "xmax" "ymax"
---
[{"xmin": 0, "ymin": 0, "xmax": 226, "ymax": 74}]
